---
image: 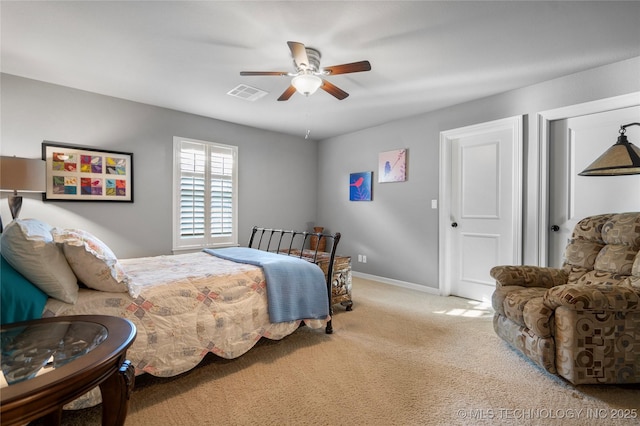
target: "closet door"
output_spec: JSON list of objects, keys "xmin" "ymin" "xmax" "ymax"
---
[{"xmin": 548, "ymin": 106, "xmax": 640, "ymax": 267}]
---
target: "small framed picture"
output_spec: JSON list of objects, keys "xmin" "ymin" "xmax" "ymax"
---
[
  {"xmin": 378, "ymin": 149, "xmax": 407, "ymax": 182},
  {"xmin": 349, "ymin": 171, "xmax": 372, "ymax": 201}
]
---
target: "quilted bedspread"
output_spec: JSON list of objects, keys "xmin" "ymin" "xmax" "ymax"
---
[{"xmin": 42, "ymin": 252, "xmax": 327, "ymax": 409}]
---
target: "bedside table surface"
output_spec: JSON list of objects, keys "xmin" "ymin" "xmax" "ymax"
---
[{"xmin": 1, "ymin": 315, "xmax": 136, "ymax": 426}]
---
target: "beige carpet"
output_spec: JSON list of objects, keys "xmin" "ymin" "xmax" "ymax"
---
[{"xmin": 42, "ymin": 277, "xmax": 640, "ymax": 425}]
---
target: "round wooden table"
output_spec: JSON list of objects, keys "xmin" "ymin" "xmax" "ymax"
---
[{"xmin": 0, "ymin": 315, "xmax": 136, "ymax": 426}]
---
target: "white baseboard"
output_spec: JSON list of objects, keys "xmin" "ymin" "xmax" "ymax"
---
[{"xmin": 352, "ymin": 271, "xmax": 440, "ymax": 296}]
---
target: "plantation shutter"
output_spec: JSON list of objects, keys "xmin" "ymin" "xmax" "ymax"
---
[
  {"xmin": 209, "ymin": 145, "xmax": 234, "ymax": 237},
  {"xmin": 173, "ymin": 137, "xmax": 237, "ymax": 251},
  {"xmin": 180, "ymin": 141, "xmax": 206, "ymax": 239}
]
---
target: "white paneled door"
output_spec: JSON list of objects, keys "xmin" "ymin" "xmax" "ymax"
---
[
  {"xmin": 439, "ymin": 117, "xmax": 522, "ymax": 302},
  {"xmin": 548, "ymin": 106, "xmax": 640, "ymax": 267}
]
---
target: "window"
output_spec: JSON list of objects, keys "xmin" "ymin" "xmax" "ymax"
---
[{"xmin": 173, "ymin": 137, "xmax": 238, "ymax": 251}]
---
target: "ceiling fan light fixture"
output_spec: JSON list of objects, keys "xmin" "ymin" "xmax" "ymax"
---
[
  {"xmin": 291, "ymin": 74, "xmax": 322, "ymax": 97},
  {"xmin": 240, "ymin": 41, "xmax": 371, "ymax": 101}
]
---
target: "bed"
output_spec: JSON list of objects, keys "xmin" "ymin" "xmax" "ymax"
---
[{"xmin": 0, "ymin": 219, "xmax": 341, "ymax": 409}]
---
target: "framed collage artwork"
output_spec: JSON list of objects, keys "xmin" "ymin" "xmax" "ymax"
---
[{"xmin": 41, "ymin": 142, "xmax": 133, "ymax": 202}]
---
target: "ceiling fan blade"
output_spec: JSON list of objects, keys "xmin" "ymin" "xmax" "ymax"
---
[
  {"xmin": 277, "ymin": 85, "xmax": 297, "ymax": 101},
  {"xmin": 240, "ymin": 71, "xmax": 289, "ymax": 76},
  {"xmin": 287, "ymin": 41, "xmax": 310, "ymax": 69},
  {"xmin": 320, "ymin": 80, "xmax": 349, "ymax": 100},
  {"xmin": 323, "ymin": 61, "xmax": 371, "ymax": 75}
]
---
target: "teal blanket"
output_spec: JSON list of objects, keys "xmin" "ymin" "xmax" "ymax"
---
[{"xmin": 204, "ymin": 247, "xmax": 329, "ymax": 323}]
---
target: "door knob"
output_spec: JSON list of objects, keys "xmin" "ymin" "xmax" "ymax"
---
[
  {"xmin": 551, "ymin": 225, "xmax": 560, "ymax": 232},
  {"xmin": 451, "ymin": 222, "xmax": 458, "ymax": 228}
]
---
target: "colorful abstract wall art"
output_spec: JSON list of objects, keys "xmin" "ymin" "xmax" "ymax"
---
[
  {"xmin": 42, "ymin": 142, "xmax": 133, "ymax": 202},
  {"xmin": 349, "ymin": 171, "xmax": 372, "ymax": 201},
  {"xmin": 378, "ymin": 148, "xmax": 407, "ymax": 182}
]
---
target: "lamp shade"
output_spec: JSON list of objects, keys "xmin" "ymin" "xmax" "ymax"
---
[
  {"xmin": 578, "ymin": 134, "xmax": 640, "ymax": 176},
  {"xmin": 0, "ymin": 156, "xmax": 46, "ymax": 192},
  {"xmin": 291, "ymin": 74, "xmax": 323, "ymax": 96}
]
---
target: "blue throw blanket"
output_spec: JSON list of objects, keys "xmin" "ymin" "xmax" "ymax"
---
[{"xmin": 204, "ymin": 247, "xmax": 329, "ymax": 323}]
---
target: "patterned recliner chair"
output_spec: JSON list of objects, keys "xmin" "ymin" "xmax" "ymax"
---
[{"xmin": 490, "ymin": 212, "xmax": 640, "ymax": 384}]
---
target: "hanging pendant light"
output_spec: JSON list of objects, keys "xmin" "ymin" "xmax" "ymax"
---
[{"xmin": 579, "ymin": 122, "xmax": 640, "ymax": 176}]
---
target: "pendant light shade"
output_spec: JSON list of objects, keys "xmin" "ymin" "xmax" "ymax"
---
[
  {"xmin": 579, "ymin": 122, "xmax": 640, "ymax": 176},
  {"xmin": 291, "ymin": 74, "xmax": 322, "ymax": 97}
]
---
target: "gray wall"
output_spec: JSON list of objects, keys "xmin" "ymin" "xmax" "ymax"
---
[
  {"xmin": 1, "ymin": 74, "xmax": 319, "ymax": 258},
  {"xmin": 318, "ymin": 56, "xmax": 640, "ymax": 291},
  {"xmin": 3, "ymin": 57, "xmax": 639, "ymax": 289}
]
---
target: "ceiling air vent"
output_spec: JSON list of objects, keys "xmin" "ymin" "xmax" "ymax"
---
[{"xmin": 227, "ymin": 84, "xmax": 268, "ymax": 101}]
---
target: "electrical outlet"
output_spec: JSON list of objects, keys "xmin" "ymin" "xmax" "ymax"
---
[
  {"xmin": 362, "ymin": 255, "xmax": 367, "ymax": 263},
  {"xmin": 357, "ymin": 254, "xmax": 363, "ymax": 262}
]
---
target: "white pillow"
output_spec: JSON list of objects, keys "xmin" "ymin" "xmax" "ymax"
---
[
  {"xmin": 52, "ymin": 228, "xmax": 130, "ymax": 293},
  {"xmin": 1, "ymin": 219, "xmax": 78, "ymax": 304}
]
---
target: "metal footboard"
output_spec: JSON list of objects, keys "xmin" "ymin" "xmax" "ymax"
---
[{"xmin": 248, "ymin": 226, "xmax": 341, "ymax": 334}]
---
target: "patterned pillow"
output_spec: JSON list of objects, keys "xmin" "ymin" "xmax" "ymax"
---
[
  {"xmin": 52, "ymin": 228, "xmax": 130, "ymax": 293},
  {"xmin": 0, "ymin": 219, "xmax": 78, "ymax": 304}
]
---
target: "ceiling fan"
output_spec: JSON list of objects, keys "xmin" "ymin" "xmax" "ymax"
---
[{"xmin": 240, "ymin": 41, "xmax": 371, "ymax": 101}]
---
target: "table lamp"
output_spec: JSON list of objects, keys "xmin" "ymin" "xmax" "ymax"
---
[{"xmin": 0, "ymin": 156, "xmax": 46, "ymax": 228}]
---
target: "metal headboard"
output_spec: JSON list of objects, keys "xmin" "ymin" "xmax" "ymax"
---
[{"xmin": 248, "ymin": 226, "xmax": 341, "ymax": 334}]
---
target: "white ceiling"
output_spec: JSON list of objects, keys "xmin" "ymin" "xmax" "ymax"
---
[{"xmin": 2, "ymin": 1, "xmax": 639, "ymax": 140}]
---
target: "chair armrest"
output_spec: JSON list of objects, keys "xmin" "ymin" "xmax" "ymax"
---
[
  {"xmin": 544, "ymin": 283, "xmax": 640, "ymax": 311},
  {"xmin": 490, "ymin": 265, "xmax": 567, "ymax": 289}
]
